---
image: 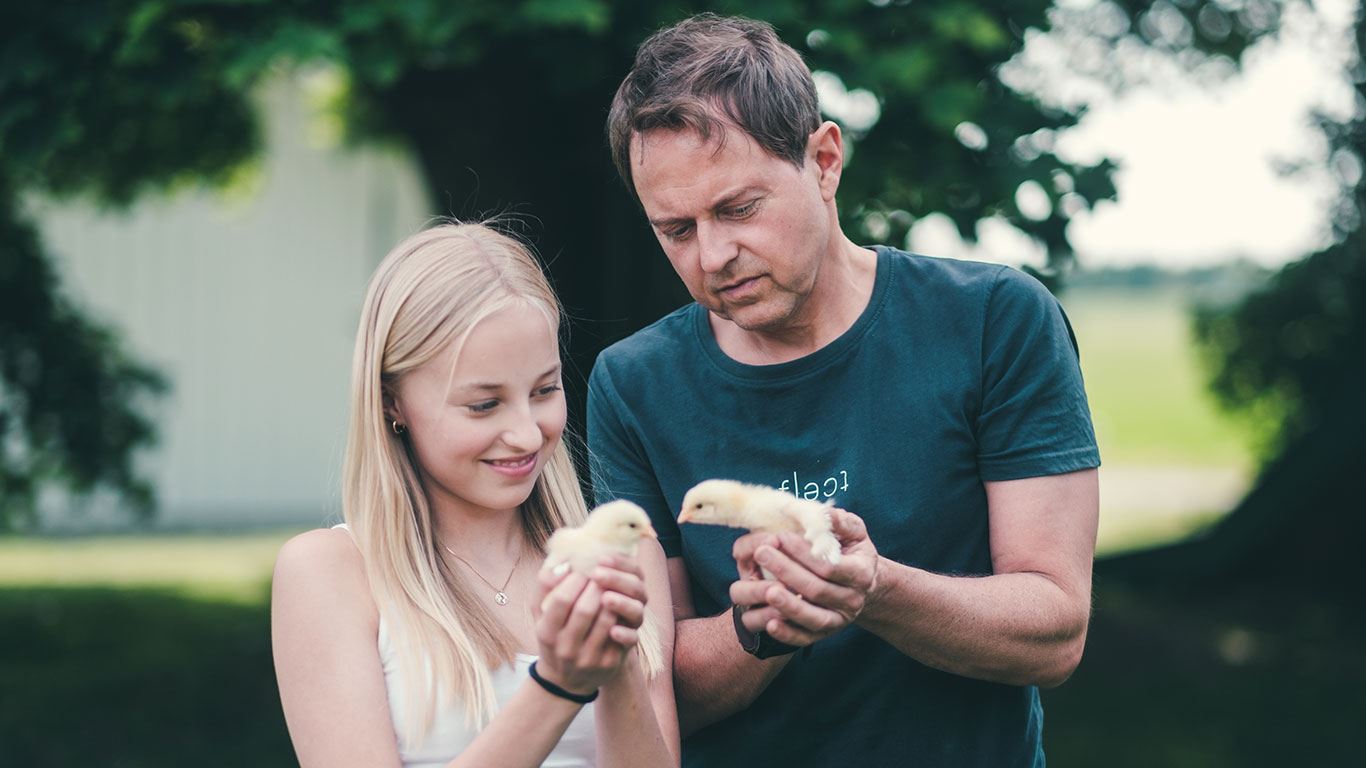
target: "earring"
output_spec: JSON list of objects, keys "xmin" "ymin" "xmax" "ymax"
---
[{"xmin": 391, "ymin": 419, "xmax": 407, "ymax": 435}]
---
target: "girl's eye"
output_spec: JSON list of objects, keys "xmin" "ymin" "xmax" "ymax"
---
[
  {"xmin": 467, "ymin": 400, "xmax": 499, "ymax": 414},
  {"xmin": 536, "ymin": 384, "xmax": 563, "ymax": 397}
]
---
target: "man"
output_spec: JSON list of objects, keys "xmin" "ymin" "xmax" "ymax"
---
[{"xmin": 587, "ymin": 13, "xmax": 1100, "ymax": 767}]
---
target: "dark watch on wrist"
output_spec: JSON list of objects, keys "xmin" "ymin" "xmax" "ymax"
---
[{"xmin": 732, "ymin": 603, "xmax": 803, "ymax": 659}]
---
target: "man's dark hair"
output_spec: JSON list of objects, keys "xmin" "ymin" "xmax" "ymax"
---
[{"xmin": 607, "ymin": 14, "xmax": 821, "ymax": 198}]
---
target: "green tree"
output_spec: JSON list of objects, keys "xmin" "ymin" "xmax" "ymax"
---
[{"xmin": 2, "ymin": 0, "xmax": 1129, "ymax": 528}]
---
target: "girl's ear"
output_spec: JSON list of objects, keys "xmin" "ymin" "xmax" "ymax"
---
[{"xmin": 383, "ymin": 388, "xmax": 405, "ymax": 427}]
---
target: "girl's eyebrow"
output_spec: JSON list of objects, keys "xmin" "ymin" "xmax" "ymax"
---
[{"xmin": 457, "ymin": 364, "xmax": 561, "ymax": 392}]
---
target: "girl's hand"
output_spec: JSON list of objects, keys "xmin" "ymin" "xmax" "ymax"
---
[
  {"xmin": 531, "ymin": 568, "xmax": 633, "ymax": 695},
  {"xmin": 587, "ymin": 554, "xmax": 649, "ymax": 647}
]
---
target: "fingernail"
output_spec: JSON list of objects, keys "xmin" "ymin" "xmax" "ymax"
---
[{"xmin": 756, "ymin": 548, "xmax": 771, "ymax": 565}]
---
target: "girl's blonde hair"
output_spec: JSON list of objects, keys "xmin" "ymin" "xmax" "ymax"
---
[{"xmin": 342, "ymin": 222, "xmax": 661, "ymax": 744}]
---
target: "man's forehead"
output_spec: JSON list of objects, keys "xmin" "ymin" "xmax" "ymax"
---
[
  {"xmin": 630, "ymin": 126, "xmax": 775, "ymax": 212},
  {"xmin": 630, "ymin": 123, "xmax": 765, "ymax": 169}
]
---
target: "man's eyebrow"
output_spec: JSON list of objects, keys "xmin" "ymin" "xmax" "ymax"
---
[
  {"xmin": 648, "ymin": 186, "xmax": 764, "ymax": 228},
  {"xmin": 648, "ymin": 214, "xmax": 692, "ymax": 229},
  {"xmin": 711, "ymin": 186, "xmax": 763, "ymax": 209}
]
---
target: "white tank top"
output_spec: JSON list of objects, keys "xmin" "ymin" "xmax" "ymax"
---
[
  {"xmin": 334, "ymin": 525, "xmax": 597, "ymax": 766},
  {"xmin": 378, "ymin": 620, "xmax": 597, "ymax": 767}
]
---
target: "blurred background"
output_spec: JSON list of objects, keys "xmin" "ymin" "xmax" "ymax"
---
[{"xmin": 2, "ymin": 0, "xmax": 1361, "ymax": 765}]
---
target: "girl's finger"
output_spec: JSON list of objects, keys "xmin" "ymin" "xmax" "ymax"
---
[{"xmin": 603, "ymin": 592, "xmax": 646, "ymax": 629}]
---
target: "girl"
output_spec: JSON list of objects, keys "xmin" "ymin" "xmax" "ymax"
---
[{"xmin": 272, "ymin": 223, "xmax": 678, "ymax": 767}]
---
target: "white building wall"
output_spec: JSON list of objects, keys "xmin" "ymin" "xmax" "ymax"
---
[{"xmin": 28, "ymin": 74, "xmax": 433, "ymax": 530}]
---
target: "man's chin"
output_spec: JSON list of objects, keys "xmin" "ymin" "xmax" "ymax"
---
[{"xmin": 714, "ymin": 303, "xmax": 790, "ymax": 334}]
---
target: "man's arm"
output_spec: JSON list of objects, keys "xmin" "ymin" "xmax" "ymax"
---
[
  {"xmin": 732, "ymin": 469, "xmax": 1098, "ymax": 687},
  {"xmin": 666, "ymin": 556, "xmax": 797, "ymax": 736}
]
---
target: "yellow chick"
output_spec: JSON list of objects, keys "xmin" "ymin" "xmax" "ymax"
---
[
  {"xmin": 679, "ymin": 479, "xmax": 842, "ymax": 567},
  {"xmin": 543, "ymin": 500, "xmax": 658, "ymax": 576}
]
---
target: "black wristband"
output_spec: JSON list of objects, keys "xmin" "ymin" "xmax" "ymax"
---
[
  {"xmin": 732, "ymin": 604, "xmax": 803, "ymax": 659},
  {"xmin": 528, "ymin": 660, "xmax": 599, "ymax": 704}
]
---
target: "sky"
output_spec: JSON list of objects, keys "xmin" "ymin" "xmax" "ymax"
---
[{"xmin": 902, "ymin": 0, "xmax": 1358, "ymax": 270}]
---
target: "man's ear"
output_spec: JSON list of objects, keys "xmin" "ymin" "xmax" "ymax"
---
[{"xmin": 807, "ymin": 121, "xmax": 845, "ymax": 202}]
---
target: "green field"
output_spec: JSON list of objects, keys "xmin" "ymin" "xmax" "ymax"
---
[
  {"xmin": 1060, "ymin": 285, "xmax": 1260, "ymax": 553},
  {"xmin": 0, "ymin": 532, "xmax": 293, "ymax": 603},
  {"xmin": 5, "ymin": 532, "xmax": 1359, "ymax": 766},
  {"xmin": 1062, "ymin": 286, "xmax": 1257, "ymax": 470}
]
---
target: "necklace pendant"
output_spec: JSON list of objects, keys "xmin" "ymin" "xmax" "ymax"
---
[{"xmin": 494, "ymin": 591, "xmax": 509, "ymax": 606}]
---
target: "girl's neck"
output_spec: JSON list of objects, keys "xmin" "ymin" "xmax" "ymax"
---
[{"xmin": 431, "ymin": 502, "xmax": 526, "ymax": 566}]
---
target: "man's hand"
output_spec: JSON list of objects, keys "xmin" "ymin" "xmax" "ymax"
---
[{"xmin": 728, "ymin": 509, "xmax": 880, "ymax": 646}]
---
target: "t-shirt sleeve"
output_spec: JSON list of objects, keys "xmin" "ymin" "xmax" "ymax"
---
[
  {"xmin": 976, "ymin": 267, "xmax": 1101, "ymax": 481},
  {"xmin": 586, "ymin": 357, "xmax": 684, "ymax": 557}
]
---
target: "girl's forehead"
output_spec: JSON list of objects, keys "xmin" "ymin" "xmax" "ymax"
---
[{"xmin": 443, "ymin": 306, "xmax": 561, "ymax": 382}]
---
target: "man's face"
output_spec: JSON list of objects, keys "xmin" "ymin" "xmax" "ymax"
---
[{"xmin": 631, "ymin": 125, "xmax": 833, "ymax": 334}]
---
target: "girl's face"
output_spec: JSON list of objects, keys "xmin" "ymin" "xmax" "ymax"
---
[{"xmin": 390, "ymin": 305, "xmax": 566, "ymax": 521}]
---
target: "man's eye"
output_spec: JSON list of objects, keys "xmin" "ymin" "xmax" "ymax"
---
[
  {"xmin": 727, "ymin": 201, "xmax": 759, "ymax": 218},
  {"xmin": 467, "ymin": 400, "xmax": 499, "ymax": 414},
  {"xmin": 663, "ymin": 225, "xmax": 693, "ymax": 242}
]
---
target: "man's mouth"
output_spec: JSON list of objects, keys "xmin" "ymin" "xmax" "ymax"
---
[{"xmin": 717, "ymin": 276, "xmax": 761, "ymax": 297}]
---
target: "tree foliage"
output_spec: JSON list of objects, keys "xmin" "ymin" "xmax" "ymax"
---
[
  {"xmin": 1, "ymin": 0, "xmax": 1133, "ymax": 528},
  {"xmin": 0, "ymin": 179, "xmax": 166, "ymax": 530},
  {"xmin": 6, "ymin": 0, "xmax": 1344, "ymax": 536}
]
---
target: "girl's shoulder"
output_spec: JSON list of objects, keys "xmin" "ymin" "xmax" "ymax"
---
[{"xmin": 273, "ymin": 525, "xmax": 377, "ymax": 622}]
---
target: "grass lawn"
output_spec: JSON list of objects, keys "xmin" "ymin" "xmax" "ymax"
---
[
  {"xmin": 1044, "ymin": 576, "xmax": 1365, "ymax": 766},
  {"xmin": 3, "ymin": 543, "xmax": 1360, "ymax": 766},
  {"xmin": 0, "ymin": 532, "xmax": 301, "ymax": 766},
  {"xmin": 1062, "ymin": 286, "xmax": 1259, "ymax": 470},
  {"xmin": 0, "ymin": 531, "xmax": 299, "ymax": 604},
  {"xmin": 1062, "ymin": 285, "xmax": 1261, "ymax": 555},
  {"xmin": 1, "ymin": 585, "xmax": 295, "ymax": 767}
]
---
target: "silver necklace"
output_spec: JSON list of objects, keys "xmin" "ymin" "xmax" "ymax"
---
[{"xmin": 444, "ymin": 544, "xmax": 523, "ymax": 606}]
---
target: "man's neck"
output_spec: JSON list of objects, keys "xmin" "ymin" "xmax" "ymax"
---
[{"xmin": 711, "ymin": 238, "xmax": 877, "ymax": 366}]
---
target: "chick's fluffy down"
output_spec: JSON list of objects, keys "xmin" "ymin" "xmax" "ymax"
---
[
  {"xmin": 543, "ymin": 500, "xmax": 658, "ymax": 575},
  {"xmin": 679, "ymin": 479, "xmax": 841, "ymax": 565}
]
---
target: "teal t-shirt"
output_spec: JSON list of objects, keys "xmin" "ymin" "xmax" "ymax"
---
[{"xmin": 587, "ymin": 246, "xmax": 1100, "ymax": 767}]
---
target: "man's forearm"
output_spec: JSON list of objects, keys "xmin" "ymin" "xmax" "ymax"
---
[
  {"xmin": 856, "ymin": 557, "xmax": 1090, "ymax": 688},
  {"xmin": 672, "ymin": 610, "xmax": 794, "ymax": 736}
]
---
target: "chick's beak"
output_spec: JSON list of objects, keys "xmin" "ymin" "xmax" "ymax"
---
[
  {"xmin": 643, "ymin": 522, "xmax": 658, "ymax": 539},
  {"xmin": 677, "ymin": 509, "xmax": 693, "ymax": 524}
]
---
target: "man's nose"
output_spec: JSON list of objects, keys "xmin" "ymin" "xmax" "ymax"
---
[{"xmin": 696, "ymin": 220, "xmax": 735, "ymax": 274}]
